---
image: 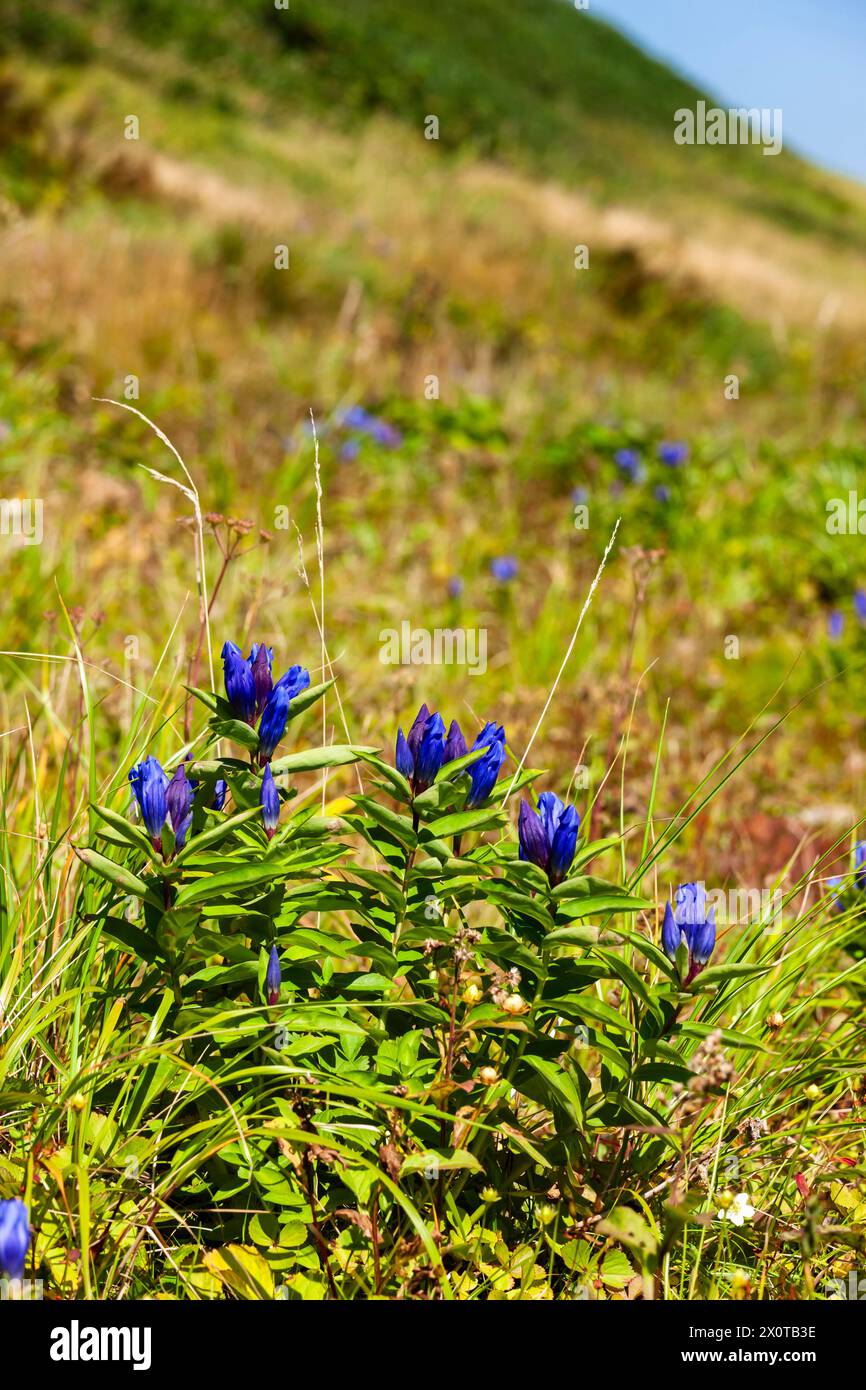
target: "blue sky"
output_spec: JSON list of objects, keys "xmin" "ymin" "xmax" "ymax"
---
[{"xmin": 593, "ymin": 0, "xmax": 866, "ymax": 183}]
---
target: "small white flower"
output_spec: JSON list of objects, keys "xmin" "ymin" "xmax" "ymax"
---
[{"xmin": 717, "ymin": 1192, "xmax": 755, "ymax": 1226}]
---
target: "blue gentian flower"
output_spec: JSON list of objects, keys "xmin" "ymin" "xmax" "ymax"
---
[
  {"xmin": 261, "ymin": 766, "xmax": 280, "ymax": 839},
  {"xmin": 444, "ymin": 720, "xmax": 467, "ymax": 765},
  {"xmin": 661, "ymin": 881, "xmax": 716, "ymax": 983},
  {"xmin": 273, "ymin": 665, "xmax": 310, "ymax": 700},
  {"xmin": 855, "ymin": 841, "xmax": 866, "ymax": 890},
  {"xmin": 369, "ymin": 418, "xmax": 402, "ymax": 448},
  {"xmin": 856, "ymin": 590, "xmax": 866, "ymax": 624},
  {"xmin": 490, "ymin": 556, "xmax": 518, "ymax": 582},
  {"xmin": 572, "ymin": 486, "xmax": 589, "ymax": 504},
  {"xmin": 129, "ymin": 756, "xmax": 168, "ymax": 847},
  {"xmin": 166, "ymin": 763, "xmax": 194, "ymax": 851},
  {"xmin": 828, "ymin": 610, "xmax": 844, "ymax": 640},
  {"xmin": 466, "ymin": 722, "xmax": 506, "ymax": 807},
  {"xmin": 341, "ymin": 405, "xmax": 371, "ymax": 430},
  {"xmin": 415, "ymin": 712, "xmax": 446, "ymax": 791},
  {"xmin": 258, "ymin": 683, "xmax": 290, "ymax": 764},
  {"xmin": 654, "ymin": 484, "xmax": 671, "ymax": 504},
  {"xmin": 519, "ymin": 792, "xmax": 579, "ymax": 885},
  {"xmin": 256, "ymin": 664, "xmax": 310, "ymax": 764},
  {"xmin": 447, "ymin": 576, "xmax": 464, "ymax": 599},
  {"xmin": 266, "ymin": 945, "xmax": 281, "ymax": 1005},
  {"xmin": 222, "ymin": 641, "xmax": 257, "ymax": 724},
  {"xmin": 0, "ymin": 1199, "xmax": 30, "ymax": 1281},
  {"xmin": 395, "ymin": 704, "xmax": 438, "ymax": 792},
  {"xmin": 340, "ymin": 439, "xmax": 361, "ymax": 462},
  {"xmin": 222, "ymin": 641, "xmax": 309, "ymax": 746},
  {"xmin": 211, "ymin": 779, "xmax": 227, "ymax": 811},
  {"xmin": 658, "ymin": 441, "xmax": 689, "ymax": 466},
  {"xmin": 614, "ymin": 448, "xmax": 643, "ymax": 482}
]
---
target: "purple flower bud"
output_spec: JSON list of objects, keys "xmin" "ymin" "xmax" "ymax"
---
[
  {"xmin": 250, "ymin": 643, "xmax": 274, "ymax": 719},
  {"xmin": 406, "ymin": 703, "xmax": 431, "ymax": 768},
  {"xmin": 211, "ymin": 779, "xmax": 228, "ymax": 812},
  {"xmin": 166, "ymin": 763, "xmax": 194, "ymax": 851},
  {"xmin": 518, "ymin": 799, "xmax": 549, "ymax": 870},
  {"xmin": 443, "ymin": 720, "xmax": 467, "ymax": 764},
  {"xmin": 261, "ymin": 765, "xmax": 280, "ymax": 839},
  {"xmin": 266, "ymin": 944, "xmax": 281, "ymax": 1005}
]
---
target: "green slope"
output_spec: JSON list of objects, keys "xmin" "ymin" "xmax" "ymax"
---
[{"xmin": 4, "ymin": 0, "xmax": 863, "ymax": 244}]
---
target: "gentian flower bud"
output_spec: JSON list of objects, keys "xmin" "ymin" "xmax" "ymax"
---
[
  {"xmin": 519, "ymin": 791, "xmax": 579, "ymax": 884},
  {"xmin": 661, "ymin": 901, "xmax": 682, "ymax": 960},
  {"xmin": 690, "ymin": 911, "xmax": 716, "ymax": 966},
  {"xmin": 129, "ymin": 756, "xmax": 168, "ymax": 848},
  {"xmin": 444, "ymin": 720, "xmax": 467, "ymax": 764},
  {"xmin": 258, "ymin": 684, "xmax": 290, "ymax": 763},
  {"xmin": 273, "ymin": 665, "xmax": 311, "ymax": 701},
  {"xmin": 211, "ymin": 779, "xmax": 227, "ymax": 812},
  {"xmin": 266, "ymin": 945, "xmax": 281, "ymax": 1006},
  {"xmin": 661, "ymin": 882, "xmax": 717, "ymax": 982},
  {"xmin": 222, "ymin": 641, "xmax": 257, "ymax": 724},
  {"xmin": 261, "ymin": 765, "xmax": 280, "ymax": 839},
  {"xmin": 518, "ymin": 799, "xmax": 549, "ymax": 870},
  {"xmin": 490, "ymin": 556, "xmax": 518, "ymax": 582},
  {"xmin": 166, "ymin": 763, "xmax": 194, "ymax": 851},
  {"xmin": 658, "ymin": 441, "xmax": 689, "ymax": 466},
  {"xmin": 414, "ymin": 712, "xmax": 446, "ymax": 791},
  {"xmin": 0, "ymin": 1198, "xmax": 30, "ymax": 1281},
  {"xmin": 395, "ymin": 729, "xmax": 414, "ymax": 779},
  {"xmin": 466, "ymin": 722, "xmax": 506, "ymax": 807},
  {"xmin": 250, "ymin": 643, "xmax": 274, "ymax": 719},
  {"xmin": 548, "ymin": 802, "xmax": 580, "ymax": 886},
  {"xmin": 406, "ymin": 703, "xmax": 431, "ymax": 769}
]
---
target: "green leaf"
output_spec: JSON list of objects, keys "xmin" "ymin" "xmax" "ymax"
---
[
  {"xmin": 597, "ymin": 1208, "xmax": 658, "ymax": 1268},
  {"xmin": 90, "ymin": 804, "xmax": 158, "ymax": 859},
  {"xmin": 401, "ymin": 1149, "xmax": 483, "ymax": 1176},
  {"xmin": 522, "ymin": 1054, "xmax": 585, "ymax": 1126},
  {"xmin": 75, "ymin": 847, "xmax": 157, "ymax": 901},
  {"xmin": 425, "ymin": 807, "xmax": 504, "ymax": 838},
  {"xmin": 174, "ymin": 805, "xmax": 263, "ymax": 863},
  {"xmin": 210, "ymin": 716, "xmax": 260, "ymax": 750},
  {"xmin": 270, "ymin": 744, "xmax": 376, "ymax": 776},
  {"xmin": 692, "ymin": 961, "xmax": 771, "ymax": 989}
]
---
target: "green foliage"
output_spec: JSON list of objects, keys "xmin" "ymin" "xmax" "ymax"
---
[{"xmin": 3, "ymin": 664, "xmax": 864, "ymax": 1300}]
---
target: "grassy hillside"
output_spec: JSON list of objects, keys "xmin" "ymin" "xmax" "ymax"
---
[
  {"xmin": 6, "ymin": 0, "xmax": 866, "ymax": 240},
  {"xmin": 0, "ymin": 0, "xmax": 865, "ymax": 815}
]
